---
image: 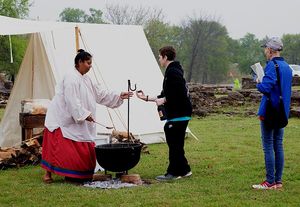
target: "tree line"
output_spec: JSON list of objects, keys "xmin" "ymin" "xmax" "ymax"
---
[{"xmin": 1, "ymin": 1, "xmax": 300, "ymax": 84}]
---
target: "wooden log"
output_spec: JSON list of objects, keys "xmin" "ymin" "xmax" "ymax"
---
[
  {"xmin": 92, "ymin": 174, "xmax": 112, "ymax": 181},
  {"xmin": 292, "ymin": 76, "xmax": 300, "ymax": 86},
  {"xmin": 0, "ymin": 150, "xmax": 16, "ymax": 160},
  {"xmin": 242, "ymin": 77, "xmax": 256, "ymax": 89},
  {"xmin": 121, "ymin": 174, "xmax": 142, "ymax": 185}
]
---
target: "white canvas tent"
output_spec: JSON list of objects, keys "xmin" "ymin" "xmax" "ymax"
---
[{"xmin": 0, "ymin": 15, "xmax": 169, "ymax": 147}]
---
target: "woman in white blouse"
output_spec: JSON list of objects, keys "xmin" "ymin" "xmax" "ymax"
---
[{"xmin": 41, "ymin": 49, "xmax": 132, "ymax": 184}]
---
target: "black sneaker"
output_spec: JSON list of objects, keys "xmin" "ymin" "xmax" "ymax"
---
[{"xmin": 155, "ymin": 173, "xmax": 182, "ymax": 181}]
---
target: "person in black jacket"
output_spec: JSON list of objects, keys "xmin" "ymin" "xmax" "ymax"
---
[{"xmin": 137, "ymin": 46, "xmax": 192, "ymax": 181}]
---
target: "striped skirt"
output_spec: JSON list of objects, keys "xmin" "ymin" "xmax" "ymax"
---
[{"xmin": 41, "ymin": 128, "xmax": 96, "ymax": 179}]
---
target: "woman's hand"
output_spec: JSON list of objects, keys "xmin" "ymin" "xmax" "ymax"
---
[
  {"xmin": 120, "ymin": 91, "xmax": 134, "ymax": 99},
  {"xmin": 86, "ymin": 115, "xmax": 95, "ymax": 122}
]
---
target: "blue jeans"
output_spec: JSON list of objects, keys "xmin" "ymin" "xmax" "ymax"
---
[{"xmin": 260, "ymin": 121, "xmax": 284, "ymax": 184}]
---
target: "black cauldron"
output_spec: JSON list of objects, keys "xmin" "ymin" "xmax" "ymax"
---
[{"xmin": 95, "ymin": 143, "xmax": 142, "ymax": 172}]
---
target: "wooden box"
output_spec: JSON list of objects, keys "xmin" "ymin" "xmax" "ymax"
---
[{"xmin": 19, "ymin": 113, "xmax": 46, "ymax": 141}]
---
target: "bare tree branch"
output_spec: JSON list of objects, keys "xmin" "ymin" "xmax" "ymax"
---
[{"xmin": 105, "ymin": 4, "xmax": 164, "ymax": 26}]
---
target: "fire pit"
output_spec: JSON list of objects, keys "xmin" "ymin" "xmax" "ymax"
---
[{"xmin": 95, "ymin": 143, "xmax": 142, "ymax": 173}]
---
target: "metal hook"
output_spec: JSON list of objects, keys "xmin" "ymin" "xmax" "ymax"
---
[
  {"xmin": 127, "ymin": 80, "xmax": 136, "ymax": 142},
  {"xmin": 128, "ymin": 80, "xmax": 137, "ymax": 91}
]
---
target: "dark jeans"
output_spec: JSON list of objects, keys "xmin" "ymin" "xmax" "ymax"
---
[
  {"xmin": 260, "ymin": 121, "xmax": 284, "ymax": 184},
  {"xmin": 164, "ymin": 120, "xmax": 191, "ymax": 176}
]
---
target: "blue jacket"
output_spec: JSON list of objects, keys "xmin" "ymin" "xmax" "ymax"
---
[{"xmin": 257, "ymin": 57, "xmax": 292, "ymax": 118}]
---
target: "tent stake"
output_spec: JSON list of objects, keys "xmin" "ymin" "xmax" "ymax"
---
[{"xmin": 188, "ymin": 131, "xmax": 199, "ymax": 141}]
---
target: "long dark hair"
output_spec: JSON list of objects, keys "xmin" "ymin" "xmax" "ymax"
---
[{"xmin": 74, "ymin": 49, "xmax": 92, "ymax": 68}]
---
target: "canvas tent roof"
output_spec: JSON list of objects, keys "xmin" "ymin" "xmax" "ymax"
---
[
  {"xmin": 0, "ymin": 15, "xmax": 168, "ymax": 147},
  {"xmin": 0, "ymin": 15, "xmax": 72, "ymax": 35}
]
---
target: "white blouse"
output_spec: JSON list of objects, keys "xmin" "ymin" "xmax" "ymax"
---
[{"xmin": 45, "ymin": 69, "xmax": 123, "ymax": 142}]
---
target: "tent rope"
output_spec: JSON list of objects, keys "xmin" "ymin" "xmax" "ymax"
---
[
  {"xmin": 78, "ymin": 29, "xmax": 127, "ymax": 130},
  {"xmin": 79, "ymin": 30, "xmax": 105, "ymax": 88}
]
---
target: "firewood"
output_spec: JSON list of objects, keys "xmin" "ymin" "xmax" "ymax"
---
[
  {"xmin": 92, "ymin": 174, "xmax": 112, "ymax": 181},
  {"xmin": 120, "ymin": 174, "xmax": 142, "ymax": 185},
  {"xmin": 0, "ymin": 137, "xmax": 42, "ymax": 170},
  {"xmin": 111, "ymin": 130, "xmax": 134, "ymax": 139},
  {"xmin": 0, "ymin": 149, "xmax": 16, "ymax": 159}
]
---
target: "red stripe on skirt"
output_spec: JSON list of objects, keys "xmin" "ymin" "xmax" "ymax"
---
[{"xmin": 41, "ymin": 128, "xmax": 96, "ymax": 179}]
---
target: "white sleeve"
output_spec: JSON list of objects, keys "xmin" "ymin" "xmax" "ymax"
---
[
  {"xmin": 93, "ymin": 84, "xmax": 123, "ymax": 108},
  {"xmin": 64, "ymin": 78, "xmax": 91, "ymax": 123}
]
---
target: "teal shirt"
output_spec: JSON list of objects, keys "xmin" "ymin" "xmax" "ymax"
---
[{"xmin": 167, "ymin": 116, "xmax": 191, "ymax": 122}]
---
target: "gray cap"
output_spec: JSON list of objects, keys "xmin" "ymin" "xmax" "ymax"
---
[{"xmin": 261, "ymin": 37, "xmax": 283, "ymax": 51}]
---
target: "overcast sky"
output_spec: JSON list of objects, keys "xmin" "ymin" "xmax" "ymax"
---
[{"xmin": 29, "ymin": 0, "xmax": 300, "ymax": 39}]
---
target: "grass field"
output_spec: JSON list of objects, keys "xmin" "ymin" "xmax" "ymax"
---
[
  {"xmin": 292, "ymin": 85, "xmax": 300, "ymax": 90},
  {"xmin": 0, "ymin": 113, "xmax": 299, "ymax": 206},
  {"xmin": 0, "ymin": 108, "xmax": 4, "ymax": 121}
]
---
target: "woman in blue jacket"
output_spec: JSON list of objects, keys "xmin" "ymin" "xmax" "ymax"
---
[{"xmin": 252, "ymin": 37, "xmax": 292, "ymax": 190}]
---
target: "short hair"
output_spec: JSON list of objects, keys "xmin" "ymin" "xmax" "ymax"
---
[
  {"xmin": 159, "ymin": 46, "xmax": 176, "ymax": 61},
  {"xmin": 74, "ymin": 49, "xmax": 92, "ymax": 67}
]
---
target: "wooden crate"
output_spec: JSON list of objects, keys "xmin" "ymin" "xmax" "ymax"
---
[{"xmin": 19, "ymin": 113, "xmax": 45, "ymax": 141}]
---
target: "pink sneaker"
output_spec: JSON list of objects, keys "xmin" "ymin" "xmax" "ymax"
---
[
  {"xmin": 276, "ymin": 181, "xmax": 283, "ymax": 189},
  {"xmin": 252, "ymin": 181, "xmax": 277, "ymax": 190}
]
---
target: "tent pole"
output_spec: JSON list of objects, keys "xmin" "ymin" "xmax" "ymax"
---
[
  {"xmin": 9, "ymin": 35, "xmax": 14, "ymax": 63},
  {"xmin": 31, "ymin": 34, "xmax": 35, "ymax": 98},
  {"xmin": 75, "ymin": 26, "xmax": 80, "ymax": 52}
]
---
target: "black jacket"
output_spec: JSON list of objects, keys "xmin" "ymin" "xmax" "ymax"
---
[{"xmin": 158, "ymin": 61, "xmax": 192, "ymax": 119}]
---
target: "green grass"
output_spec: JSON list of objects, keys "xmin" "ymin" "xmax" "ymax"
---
[
  {"xmin": 214, "ymin": 94, "xmax": 228, "ymax": 98},
  {"xmin": 292, "ymin": 85, "xmax": 300, "ymax": 90},
  {"xmin": 213, "ymin": 102, "xmax": 259, "ymax": 115},
  {"xmin": 0, "ymin": 115, "xmax": 300, "ymax": 206},
  {"xmin": 0, "ymin": 108, "xmax": 4, "ymax": 122}
]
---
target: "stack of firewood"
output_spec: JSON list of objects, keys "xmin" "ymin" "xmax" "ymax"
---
[
  {"xmin": 110, "ymin": 130, "xmax": 149, "ymax": 154},
  {"xmin": 0, "ymin": 136, "xmax": 42, "ymax": 170}
]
